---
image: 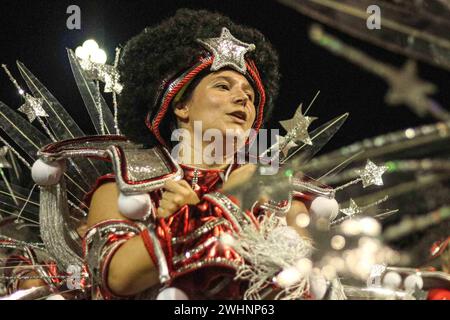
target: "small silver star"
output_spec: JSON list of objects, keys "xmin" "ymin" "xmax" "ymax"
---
[
  {"xmin": 0, "ymin": 146, "xmax": 11, "ymax": 169},
  {"xmin": 17, "ymin": 94, "xmax": 48, "ymax": 123},
  {"xmin": 356, "ymin": 160, "xmax": 388, "ymax": 188},
  {"xmin": 340, "ymin": 199, "xmax": 362, "ymax": 216},
  {"xmin": 197, "ymin": 27, "xmax": 256, "ymax": 74},
  {"xmin": 275, "ymin": 134, "xmax": 298, "ymax": 157},
  {"xmin": 279, "ymin": 104, "xmax": 317, "ymax": 145}
]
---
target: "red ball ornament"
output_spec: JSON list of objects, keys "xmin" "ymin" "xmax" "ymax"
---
[{"xmin": 427, "ymin": 288, "xmax": 450, "ymax": 300}]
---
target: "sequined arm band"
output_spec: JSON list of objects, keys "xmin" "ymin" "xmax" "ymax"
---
[
  {"xmin": 140, "ymin": 224, "xmax": 171, "ymax": 284},
  {"xmin": 203, "ymin": 191, "xmax": 257, "ymax": 232},
  {"xmin": 83, "ymin": 220, "xmax": 141, "ymax": 299}
]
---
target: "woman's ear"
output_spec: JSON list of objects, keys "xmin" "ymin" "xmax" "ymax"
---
[{"xmin": 173, "ymin": 101, "xmax": 189, "ymax": 121}]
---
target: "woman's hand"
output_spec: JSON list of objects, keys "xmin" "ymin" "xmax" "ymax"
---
[{"xmin": 157, "ymin": 179, "xmax": 200, "ymax": 218}]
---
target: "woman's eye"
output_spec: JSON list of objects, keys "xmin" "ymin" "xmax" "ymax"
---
[{"xmin": 215, "ymin": 83, "xmax": 229, "ymax": 90}]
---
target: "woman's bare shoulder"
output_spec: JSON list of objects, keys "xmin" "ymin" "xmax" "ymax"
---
[{"xmin": 87, "ymin": 182, "xmax": 126, "ymax": 227}]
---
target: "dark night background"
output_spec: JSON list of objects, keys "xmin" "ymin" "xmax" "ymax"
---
[{"xmin": 1, "ymin": 0, "xmax": 449, "ymax": 153}]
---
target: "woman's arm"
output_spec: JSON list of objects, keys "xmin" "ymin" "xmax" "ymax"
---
[{"xmin": 87, "ymin": 182, "xmax": 159, "ymax": 296}]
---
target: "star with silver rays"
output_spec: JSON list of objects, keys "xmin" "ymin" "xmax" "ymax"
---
[
  {"xmin": 279, "ymin": 104, "xmax": 317, "ymax": 146},
  {"xmin": 356, "ymin": 160, "xmax": 388, "ymax": 188},
  {"xmin": 17, "ymin": 93, "xmax": 48, "ymax": 123},
  {"xmin": 0, "ymin": 146, "xmax": 11, "ymax": 169},
  {"xmin": 340, "ymin": 199, "xmax": 362, "ymax": 216},
  {"xmin": 197, "ymin": 27, "xmax": 256, "ymax": 74}
]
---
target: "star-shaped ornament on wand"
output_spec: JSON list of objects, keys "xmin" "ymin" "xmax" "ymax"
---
[
  {"xmin": 279, "ymin": 104, "xmax": 317, "ymax": 146},
  {"xmin": 356, "ymin": 160, "xmax": 388, "ymax": 188},
  {"xmin": 197, "ymin": 27, "xmax": 256, "ymax": 74},
  {"xmin": 335, "ymin": 159, "xmax": 388, "ymax": 192},
  {"xmin": 17, "ymin": 93, "xmax": 48, "ymax": 123}
]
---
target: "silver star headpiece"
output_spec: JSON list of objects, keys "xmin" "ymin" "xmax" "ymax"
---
[
  {"xmin": 279, "ymin": 104, "xmax": 317, "ymax": 146},
  {"xmin": 197, "ymin": 27, "xmax": 256, "ymax": 74},
  {"xmin": 356, "ymin": 160, "xmax": 388, "ymax": 188},
  {"xmin": 18, "ymin": 93, "xmax": 48, "ymax": 123}
]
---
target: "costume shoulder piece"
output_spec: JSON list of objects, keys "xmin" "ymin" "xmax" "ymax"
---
[{"xmin": 37, "ymin": 135, "xmax": 183, "ymax": 194}]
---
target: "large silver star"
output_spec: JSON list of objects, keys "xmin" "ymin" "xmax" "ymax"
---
[
  {"xmin": 17, "ymin": 94, "xmax": 48, "ymax": 123},
  {"xmin": 0, "ymin": 146, "xmax": 11, "ymax": 169},
  {"xmin": 279, "ymin": 104, "xmax": 317, "ymax": 146},
  {"xmin": 197, "ymin": 27, "xmax": 256, "ymax": 74},
  {"xmin": 356, "ymin": 160, "xmax": 388, "ymax": 188},
  {"xmin": 340, "ymin": 199, "xmax": 362, "ymax": 216}
]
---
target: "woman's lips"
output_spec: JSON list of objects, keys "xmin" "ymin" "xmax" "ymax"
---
[{"xmin": 227, "ymin": 111, "xmax": 247, "ymax": 124}]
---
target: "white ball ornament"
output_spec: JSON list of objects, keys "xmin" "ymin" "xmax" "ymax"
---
[
  {"xmin": 118, "ymin": 192, "xmax": 151, "ymax": 220},
  {"xmin": 276, "ymin": 267, "xmax": 302, "ymax": 288},
  {"xmin": 310, "ymin": 197, "xmax": 339, "ymax": 220},
  {"xmin": 309, "ymin": 274, "xmax": 328, "ymax": 300},
  {"xmin": 404, "ymin": 274, "xmax": 423, "ymax": 291},
  {"xmin": 382, "ymin": 271, "xmax": 402, "ymax": 289},
  {"xmin": 31, "ymin": 159, "xmax": 65, "ymax": 186},
  {"xmin": 156, "ymin": 287, "xmax": 189, "ymax": 300}
]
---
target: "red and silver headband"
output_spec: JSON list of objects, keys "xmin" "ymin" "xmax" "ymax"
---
[{"xmin": 145, "ymin": 27, "xmax": 267, "ymax": 147}]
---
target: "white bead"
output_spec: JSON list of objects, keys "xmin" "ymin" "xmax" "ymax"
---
[
  {"xmin": 46, "ymin": 294, "xmax": 65, "ymax": 300},
  {"xmin": 404, "ymin": 274, "xmax": 423, "ymax": 291},
  {"xmin": 309, "ymin": 274, "xmax": 328, "ymax": 300},
  {"xmin": 382, "ymin": 271, "xmax": 402, "ymax": 289},
  {"xmin": 118, "ymin": 192, "xmax": 151, "ymax": 220},
  {"xmin": 156, "ymin": 287, "xmax": 189, "ymax": 300},
  {"xmin": 31, "ymin": 159, "xmax": 65, "ymax": 186},
  {"xmin": 310, "ymin": 197, "xmax": 339, "ymax": 220}
]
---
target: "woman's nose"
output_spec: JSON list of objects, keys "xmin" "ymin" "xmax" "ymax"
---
[{"xmin": 232, "ymin": 90, "xmax": 248, "ymax": 107}]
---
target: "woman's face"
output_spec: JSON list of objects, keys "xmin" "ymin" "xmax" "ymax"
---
[{"xmin": 175, "ymin": 69, "xmax": 257, "ymax": 139}]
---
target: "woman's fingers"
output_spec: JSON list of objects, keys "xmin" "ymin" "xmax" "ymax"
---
[{"xmin": 163, "ymin": 180, "xmax": 189, "ymax": 195}]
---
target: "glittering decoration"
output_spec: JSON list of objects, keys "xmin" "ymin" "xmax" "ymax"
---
[
  {"xmin": 231, "ymin": 214, "xmax": 312, "ymax": 299},
  {"xmin": 17, "ymin": 94, "xmax": 48, "ymax": 123},
  {"xmin": 340, "ymin": 199, "xmax": 362, "ymax": 216},
  {"xmin": 309, "ymin": 24, "xmax": 449, "ymax": 120},
  {"xmin": 77, "ymin": 55, "xmax": 123, "ymax": 95},
  {"xmin": 356, "ymin": 160, "xmax": 388, "ymax": 188},
  {"xmin": 282, "ymin": 0, "xmax": 450, "ymax": 72},
  {"xmin": 279, "ymin": 104, "xmax": 317, "ymax": 146},
  {"xmin": 0, "ymin": 146, "xmax": 11, "ymax": 169},
  {"xmin": 197, "ymin": 27, "xmax": 256, "ymax": 74}
]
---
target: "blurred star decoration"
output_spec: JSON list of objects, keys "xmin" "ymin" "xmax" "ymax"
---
[{"xmin": 75, "ymin": 39, "xmax": 123, "ymax": 94}]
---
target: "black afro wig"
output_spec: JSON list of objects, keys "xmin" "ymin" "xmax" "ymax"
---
[{"xmin": 118, "ymin": 8, "xmax": 280, "ymax": 147}]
